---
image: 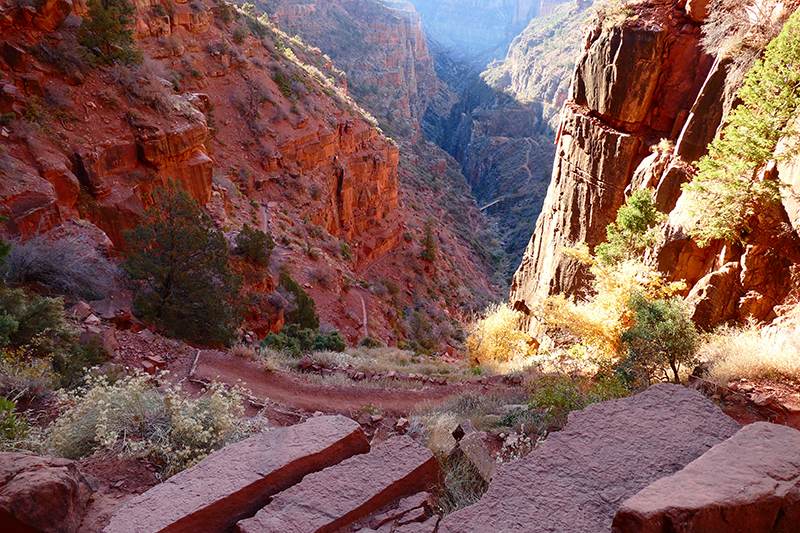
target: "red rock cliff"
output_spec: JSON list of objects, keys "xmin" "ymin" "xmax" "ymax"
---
[{"xmin": 510, "ymin": 0, "xmax": 800, "ymax": 334}]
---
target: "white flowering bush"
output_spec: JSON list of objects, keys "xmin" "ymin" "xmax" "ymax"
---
[{"xmin": 46, "ymin": 373, "xmax": 264, "ymax": 477}]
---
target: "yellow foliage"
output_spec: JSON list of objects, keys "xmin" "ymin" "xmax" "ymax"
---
[
  {"xmin": 466, "ymin": 303, "xmax": 537, "ymax": 367},
  {"xmin": 541, "ymin": 245, "xmax": 685, "ymax": 360}
]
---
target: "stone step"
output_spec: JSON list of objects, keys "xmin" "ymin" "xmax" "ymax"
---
[
  {"xmin": 236, "ymin": 435, "xmax": 441, "ymax": 533},
  {"xmin": 438, "ymin": 384, "xmax": 741, "ymax": 533},
  {"xmin": 103, "ymin": 415, "xmax": 368, "ymax": 533},
  {"xmin": 612, "ymin": 421, "xmax": 800, "ymax": 533}
]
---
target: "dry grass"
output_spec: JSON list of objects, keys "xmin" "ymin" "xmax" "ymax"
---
[
  {"xmin": 702, "ymin": 320, "xmax": 800, "ymax": 384},
  {"xmin": 411, "ymin": 390, "xmax": 529, "ymax": 456},
  {"xmin": 466, "ymin": 303, "xmax": 538, "ymax": 369}
]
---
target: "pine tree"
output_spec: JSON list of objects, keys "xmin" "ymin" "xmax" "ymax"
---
[
  {"xmin": 123, "ymin": 183, "xmax": 242, "ymax": 345},
  {"xmin": 684, "ymin": 10, "xmax": 800, "ymax": 245},
  {"xmin": 78, "ymin": 0, "xmax": 141, "ymax": 65},
  {"xmin": 595, "ymin": 188, "xmax": 664, "ymax": 266}
]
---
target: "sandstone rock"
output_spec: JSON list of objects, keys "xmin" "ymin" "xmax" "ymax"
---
[
  {"xmin": 2, "ymin": 43, "xmax": 27, "ymax": 73},
  {"xmin": 89, "ymin": 291, "xmax": 135, "ymax": 321},
  {"xmin": 448, "ymin": 432, "xmax": 497, "ymax": 484},
  {"xmin": 394, "ymin": 517, "xmax": 439, "ymax": 533},
  {"xmin": 571, "ymin": 23, "xmax": 667, "ymax": 131},
  {"xmin": 0, "ymin": 452, "xmax": 94, "ymax": 533},
  {"xmin": 103, "ymin": 415, "xmax": 368, "ymax": 533},
  {"xmin": 438, "ymin": 384, "xmax": 740, "ymax": 533},
  {"xmin": 685, "ymin": 262, "xmax": 743, "ymax": 329},
  {"xmin": 510, "ymin": 107, "xmax": 640, "ymax": 336},
  {"xmin": 685, "ymin": 0, "xmax": 711, "ymax": 22},
  {"xmin": 612, "ymin": 422, "xmax": 800, "ymax": 533},
  {"xmin": 368, "ymin": 492, "xmax": 433, "ymax": 530},
  {"xmin": 236, "ymin": 435, "xmax": 441, "ymax": 533}
]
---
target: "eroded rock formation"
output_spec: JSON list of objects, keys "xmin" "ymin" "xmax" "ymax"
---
[{"xmin": 510, "ymin": 0, "xmax": 800, "ymax": 333}]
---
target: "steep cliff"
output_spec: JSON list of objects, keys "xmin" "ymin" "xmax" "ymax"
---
[
  {"xmin": 262, "ymin": 0, "xmax": 438, "ymax": 139},
  {"xmin": 511, "ymin": 0, "xmax": 800, "ymax": 335}
]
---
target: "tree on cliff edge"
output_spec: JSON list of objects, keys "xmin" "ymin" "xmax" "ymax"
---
[
  {"xmin": 122, "ymin": 183, "xmax": 242, "ymax": 345},
  {"xmin": 78, "ymin": 0, "xmax": 141, "ymax": 65}
]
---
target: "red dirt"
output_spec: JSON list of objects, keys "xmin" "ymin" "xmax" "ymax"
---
[{"xmin": 189, "ymin": 349, "xmax": 491, "ymax": 417}]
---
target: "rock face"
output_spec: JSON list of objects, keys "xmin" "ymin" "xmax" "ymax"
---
[
  {"xmin": 103, "ymin": 415, "xmax": 369, "ymax": 533},
  {"xmin": 0, "ymin": 453, "xmax": 94, "ymax": 533},
  {"xmin": 612, "ymin": 422, "xmax": 800, "ymax": 533},
  {"xmin": 270, "ymin": 0, "xmax": 438, "ymax": 134},
  {"xmin": 438, "ymin": 384, "xmax": 740, "ymax": 533},
  {"xmin": 236, "ymin": 435, "xmax": 441, "ymax": 533},
  {"xmin": 508, "ymin": 0, "xmax": 800, "ymax": 334}
]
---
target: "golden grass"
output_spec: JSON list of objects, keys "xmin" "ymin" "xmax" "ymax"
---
[{"xmin": 702, "ymin": 321, "xmax": 800, "ymax": 384}]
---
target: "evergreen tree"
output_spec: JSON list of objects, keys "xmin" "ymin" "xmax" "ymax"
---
[
  {"xmin": 123, "ymin": 183, "xmax": 242, "ymax": 345},
  {"xmin": 421, "ymin": 218, "xmax": 437, "ymax": 263},
  {"xmin": 684, "ymin": 10, "xmax": 800, "ymax": 245},
  {"xmin": 78, "ymin": 0, "xmax": 141, "ymax": 64}
]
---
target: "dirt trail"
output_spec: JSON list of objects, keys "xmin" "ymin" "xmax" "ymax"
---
[{"xmin": 189, "ymin": 350, "xmax": 482, "ymax": 416}]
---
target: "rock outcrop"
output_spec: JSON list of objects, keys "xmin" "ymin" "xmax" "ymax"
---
[
  {"xmin": 438, "ymin": 384, "xmax": 740, "ymax": 533},
  {"xmin": 509, "ymin": 0, "xmax": 800, "ymax": 334},
  {"xmin": 103, "ymin": 415, "xmax": 368, "ymax": 533},
  {"xmin": 236, "ymin": 435, "xmax": 441, "ymax": 533},
  {"xmin": 612, "ymin": 422, "xmax": 800, "ymax": 533},
  {"xmin": 0, "ymin": 452, "xmax": 94, "ymax": 533}
]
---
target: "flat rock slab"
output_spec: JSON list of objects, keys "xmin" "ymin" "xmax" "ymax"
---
[
  {"xmin": 0, "ymin": 452, "xmax": 94, "ymax": 533},
  {"xmin": 613, "ymin": 422, "xmax": 800, "ymax": 533},
  {"xmin": 104, "ymin": 415, "xmax": 368, "ymax": 533},
  {"xmin": 439, "ymin": 384, "xmax": 741, "ymax": 533},
  {"xmin": 237, "ymin": 435, "xmax": 441, "ymax": 533}
]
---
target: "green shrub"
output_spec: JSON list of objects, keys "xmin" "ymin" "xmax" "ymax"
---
[
  {"xmin": 621, "ymin": 294, "xmax": 699, "ymax": 384},
  {"xmin": 278, "ymin": 271, "xmax": 319, "ymax": 331},
  {"xmin": 0, "ymin": 395, "xmax": 28, "ymax": 445},
  {"xmin": 232, "ymin": 27, "xmax": 247, "ymax": 44},
  {"xmin": 123, "ymin": 183, "xmax": 243, "ymax": 345},
  {"xmin": 235, "ymin": 224, "xmax": 274, "ymax": 267},
  {"xmin": 45, "ymin": 374, "xmax": 262, "ymax": 477},
  {"xmin": 359, "ymin": 336, "xmax": 384, "ymax": 349},
  {"xmin": 262, "ymin": 324, "xmax": 346, "ymax": 357},
  {"xmin": 595, "ymin": 189, "xmax": 664, "ymax": 266}
]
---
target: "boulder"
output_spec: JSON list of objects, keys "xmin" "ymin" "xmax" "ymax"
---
[
  {"xmin": 0, "ymin": 452, "xmax": 94, "ymax": 533},
  {"xmin": 236, "ymin": 435, "xmax": 441, "ymax": 533},
  {"xmin": 438, "ymin": 384, "xmax": 740, "ymax": 533},
  {"xmin": 449, "ymin": 432, "xmax": 497, "ymax": 483},
  {"xmin": 103, "ymin": 415, "xmax": 369, "ymax": 533},
  {"xmin": 612, "ymin": 422, "xmax": 800, "ymax": 533}
]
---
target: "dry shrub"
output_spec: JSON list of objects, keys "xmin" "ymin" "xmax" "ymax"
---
[
  {"xmin": 541, "ymin": 246, "xmax": 685, "ymax": 359},
  {"xmin": 45, "ymin": 374, "xmax": 266, "ymax": 477},
  {"xmin": 703, "ymin": 321, "xmax": 800, "ymax": 384},
  {"xmin": 4, "ymin": 234, "xmax": 118, "ymax": 300},
  {"xmin": 466, "ymin": 303, "xmax": 537, "ymax": 368}
]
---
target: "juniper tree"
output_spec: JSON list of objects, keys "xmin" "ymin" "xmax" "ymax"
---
[{"xmin": 123, "ymin": 183, "xmax": 242, "ymax": 345}]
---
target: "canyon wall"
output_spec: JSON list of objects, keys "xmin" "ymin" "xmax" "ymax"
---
[
  {"xmin": 0, "ymin": 0, "xmax": 403, "ymax": 264},
  {"xmin": 510, "ymin": 0, "xmax": 800, "ymax": 335},
  {"xmin": 265, "ymin": 0, "xmax": 438, "ymax": 137}
]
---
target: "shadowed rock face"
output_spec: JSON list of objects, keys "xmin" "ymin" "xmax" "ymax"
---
[
  {"xmin": 103, "ymin": 415, "xmax": 369, "ymax": 533},
  {"xmin": 613, "ymin": 422, "xmax": 800, "ymax": 533},
  {"xmin": 0, "ymin": 452, "xmax": 94, "ymax": 533},
  {"xmin": 438, "ymin": 384, "xmax": 740, "ymax": 533}
]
